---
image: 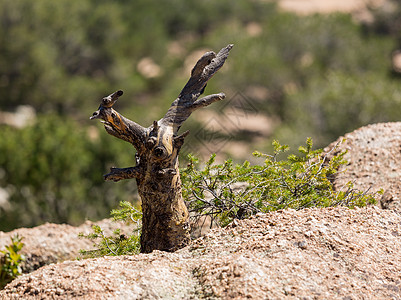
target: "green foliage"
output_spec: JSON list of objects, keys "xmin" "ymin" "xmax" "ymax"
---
[
  {"xmin": 181, "ymin": 10, "xmax": 396, "ymax": 152},
  {"xmin": 2, "ymin": 0, "xmax": 393, "ymax": 126},
  {"xmin": 0, "ymin": 235, "xmax": 25, "ymax": 289},
  {"xmin": 0, "ymin": 115, "xmax": 137, "ymax": 231},
  {"xmin": 0, "ymin": 0, "xmax": 275, "ymax": 116},
  {"xmin": 181, "ymin": 139, "xmax": 377, "ymax": 227},
  {"xmin": 279, "ymin": 71, "xmax": 401, "ymax": 147},
  {"xmin": 79, "ymin": 201, "xmax": 141, "ymax": 258},
  {"xmin": 1, "ymin": 0, "xmax": 399, "ymax": 231},
  {"xmin": 110, "ymin": 200, "xmax": 143, "ymax": 223}
]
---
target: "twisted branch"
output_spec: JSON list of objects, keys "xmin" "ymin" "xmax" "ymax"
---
[{"xmin": 161, "ymin": 44, "xmax": 234, "ymax": 133}]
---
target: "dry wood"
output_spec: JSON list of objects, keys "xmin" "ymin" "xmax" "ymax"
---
[{"xmin": 90, "ymin": 44, "xmax": 233, "ymax": 253}]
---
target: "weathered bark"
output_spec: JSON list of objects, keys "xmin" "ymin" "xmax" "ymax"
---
[{"xmin": 90, "ymin": 44, "xmax": 233, "ymax": 253}]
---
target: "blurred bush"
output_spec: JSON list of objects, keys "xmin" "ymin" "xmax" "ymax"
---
[
  {"xmin": 0, "ymin": 115, "xmax": 137, "ymax": 231},
  {"xmin": 279, "ymin": 71, "xmax": 401, "ymax": 146},
  {"xmin": 1, "ymin": 0, "xmax": 401, "ymax": 230}
]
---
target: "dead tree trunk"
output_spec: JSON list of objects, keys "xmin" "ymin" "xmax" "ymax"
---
[{"xmin": 90, "ymin": 44, "xmax": 233, "ymax": 253}]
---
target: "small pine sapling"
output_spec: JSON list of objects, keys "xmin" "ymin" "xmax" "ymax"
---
[{"xmin": 79, "ymin": 201, "xmax": 141, "ymax": 258}]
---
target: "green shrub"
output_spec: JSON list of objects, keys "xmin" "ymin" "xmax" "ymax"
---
[
  {"xmin": 79, "ymin": 201, "xmax": 141, "ymax": 258},
  {"xmin": 80, "ymin": 139, "xmax": 377, "ymax": 256},
  {"xmin": 0, "ymin": 235, "xmax": 25, "ymax": 289},
  {"xmin": 181, "ymin": 138, "xmax": 377, "ymax": 227}
]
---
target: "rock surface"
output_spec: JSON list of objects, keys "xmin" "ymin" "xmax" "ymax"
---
[
  {"xmin": 325, "ymin": 122, "xmax": 401, "ymax": 211},
  {"xmin": 1, "ymin": 207, "xmax": 401, "ymax": 299},
  {"xmin": 0, "ymin": 219, "xmax": 136, "ymax": 273}
]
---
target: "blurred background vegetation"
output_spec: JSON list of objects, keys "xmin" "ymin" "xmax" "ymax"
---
[{"xmin": 1, "ymin": 0, "xmax": 401, "ymax": 231}]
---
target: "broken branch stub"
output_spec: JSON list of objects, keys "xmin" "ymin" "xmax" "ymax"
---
[{"xmin": 90, "ymin": 44, "xmax": 233, "ymax": 253}]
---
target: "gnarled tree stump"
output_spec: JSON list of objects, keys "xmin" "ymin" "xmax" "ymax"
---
[{"xmin": 90, "ymin": 44, "xmax": 233, "ymax": 253}]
